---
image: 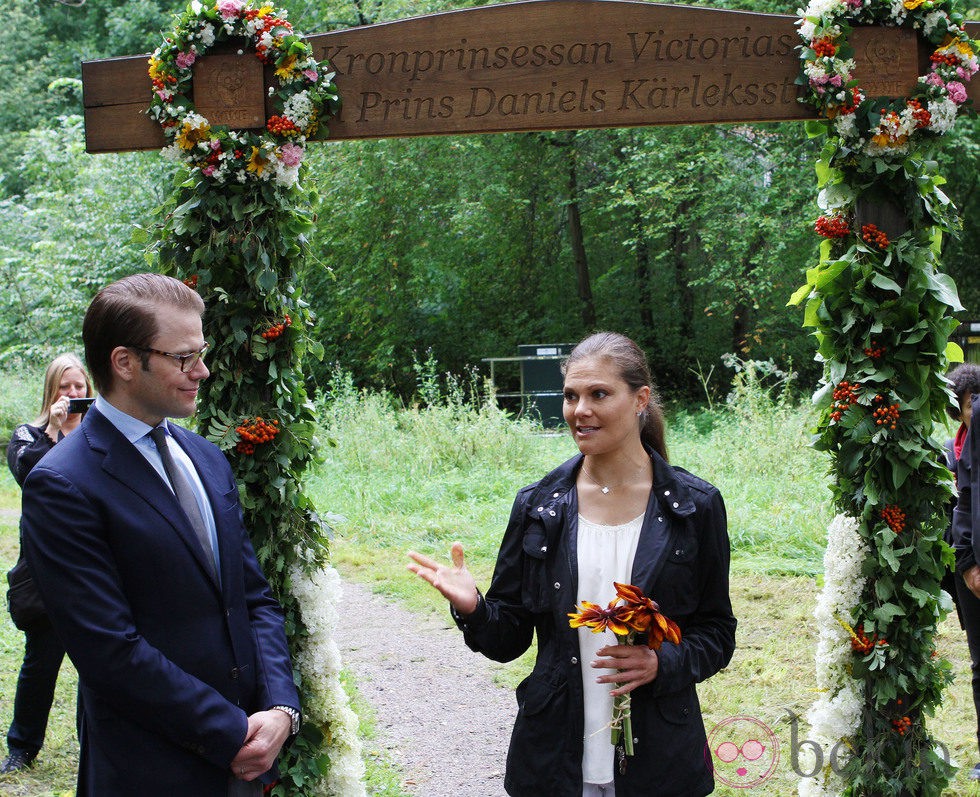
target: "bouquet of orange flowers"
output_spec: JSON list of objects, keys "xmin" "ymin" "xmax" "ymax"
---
[{"xmin": 568, "ymin": 582, "xmax": 681, "ymax": 756}]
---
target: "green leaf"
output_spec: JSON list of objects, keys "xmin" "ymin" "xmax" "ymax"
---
[{"xmin": 946, "ymin": 341, "xmax": 965, "ymax": 364}]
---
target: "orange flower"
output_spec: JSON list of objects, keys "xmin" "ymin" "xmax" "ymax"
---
[
  {"xmin": 614, "ymin": 581, "xmax": 682, "ymax": 649},
  {"xmin": 567, "ymin": 600, "xmax": 636, "ymax": 637},
  {"xmin": 647, "ymin": 611, "xmax": 682, "ymax": 650}
]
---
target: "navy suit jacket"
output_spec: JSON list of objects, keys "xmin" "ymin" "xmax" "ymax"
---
[{"xmin": 21, "ymin": 406, "xmax": 299, "ymax": 796}]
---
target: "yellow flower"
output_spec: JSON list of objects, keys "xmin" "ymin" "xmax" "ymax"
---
[
  {"xmin": 275, "ymin": 55, "xmax": 298, "ymax": 79},
  {"xmin": 903, "ymin": 0, "xmax": 926, "ymax": 9},
  {"xmin": 247, "ymin": 146, "xmax": 270, "ymax": 175},
  {"xmin": 148, "ymin": 57, "xmax": 165, "ymax": 80},
  {"xmin": 957, "ymin": 40, "xmax": 975, "ymax": 56},
  {"xmin": 257, "ymin": 5, "xmax": 273, "ymax": 16},
  {"xmin": 176, "ymin": 121, "xmax": 210, "ymax": 150}
]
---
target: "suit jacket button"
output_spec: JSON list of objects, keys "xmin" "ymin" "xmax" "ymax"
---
[{"xmin": 230, "ymin": 667, "xmax": 239, "ymax": 680}]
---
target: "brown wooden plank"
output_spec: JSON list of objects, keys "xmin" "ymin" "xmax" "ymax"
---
[{"xmin": 81, "ymin": 1, "xmax": 980, "ymax": 153}]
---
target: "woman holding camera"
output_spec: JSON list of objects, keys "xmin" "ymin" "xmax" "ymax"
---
[{"xmin": 3, "ymin": 353, "xmax": 92, "ymax": 774}]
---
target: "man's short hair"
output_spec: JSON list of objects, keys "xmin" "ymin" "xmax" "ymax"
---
[
  {"xmin": 947, "ymin": 362, "xmax": 980, "ymax": 420},
  {"xmin": 83, "ymin": 273, "xmax": 205, "ymax": 394}
]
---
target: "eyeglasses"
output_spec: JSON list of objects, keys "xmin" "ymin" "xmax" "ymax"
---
[
  {"xmin": 714, "ymin": 739, "xmax": 766, "ymax": 763},
  {"xmin": 128, "ymin": 342, "xmax": 209, "ymax": 373}
]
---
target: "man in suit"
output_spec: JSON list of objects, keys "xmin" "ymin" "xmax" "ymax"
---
[{"xmin": 20, "ymin": 273, "xmax": 301, "ymax": 795}]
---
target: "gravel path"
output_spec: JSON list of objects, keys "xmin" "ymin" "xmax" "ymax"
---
[{"xmin": 333, "ymin": 578, "xmax": 515, "ymax": 796}]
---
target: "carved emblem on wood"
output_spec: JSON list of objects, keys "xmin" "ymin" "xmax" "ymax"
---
[{"xmin": 193, "ymin": 53, "xmax": 266, "ymax": 129}]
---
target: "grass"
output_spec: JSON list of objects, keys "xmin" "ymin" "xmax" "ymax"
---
[{"xmin": 1, "ymin": 366, "xmax": 976, "ymax": 796}]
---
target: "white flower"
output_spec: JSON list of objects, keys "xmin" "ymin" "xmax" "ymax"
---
[
  {"xmin": 888, "ymin": 0, "xmax": 908, "ymax": 23},
  {"xmin": 799, "ymin": 514, "xmax": 867, "ymax": 796},
  {"xmin": 290, "ymin": 563, "xmax": 367, "ymax": 796},
  {"xmin": 198, "ymin": 23, "xmax": 215, "ymax": 47},
  {"xmin": 922, "ymin": 9, "xmax": 950, "ymax": 36},
  {"xmin": 928, "ymin": 97, "xmax": 959, "ymax": 134}
]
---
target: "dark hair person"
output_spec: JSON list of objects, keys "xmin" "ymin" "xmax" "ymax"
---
[
  {"xmin": 945, "ymin": 362, "xmax": 980, "ymax": 780},
  {"xmin": 3, "ymin": 353, "xmax": 93, "ymax": 774},
  {"xmin": 20, "ymin": 274, "xmax": 298, "ymax": 795},
  {"xmin": 409, "ymin": 331, "xmax": 736, "ymax": 795}
]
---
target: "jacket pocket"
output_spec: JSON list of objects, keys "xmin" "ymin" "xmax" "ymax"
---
[
  {"xmin": 510, "ymin": 672, "xmax": 569, "ymax": 762},
  {"xmin": 521, "ymin": 526, "xmax": 553, "ymax": 613}
]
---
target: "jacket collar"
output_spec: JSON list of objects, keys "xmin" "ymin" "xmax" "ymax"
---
[
  {"xmin": 526, "ymin": 443, "xmax": 694, "ymax": 520},
  {"xmin": 79, "ymin": 406, "xmax": 222, "ymax": 590}
]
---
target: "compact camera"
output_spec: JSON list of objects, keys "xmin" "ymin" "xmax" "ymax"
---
[{"xmin": 68, "ymin": 397, "xmax": 95, "ymax": 414}]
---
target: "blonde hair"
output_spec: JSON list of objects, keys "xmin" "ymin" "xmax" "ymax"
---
[{"xmin": 34, "ymin": 353, "xmax": 93, "ymax": 427}]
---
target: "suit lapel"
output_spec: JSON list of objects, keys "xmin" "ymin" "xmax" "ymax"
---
[{"xmin": 86, "ymin": 410, "xmax": 221, "ymax": 591}]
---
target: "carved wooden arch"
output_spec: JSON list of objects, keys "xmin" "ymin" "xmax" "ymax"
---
[{"xmin": 80, "ymin": 0, "xmax": 980, "ymax": 153}]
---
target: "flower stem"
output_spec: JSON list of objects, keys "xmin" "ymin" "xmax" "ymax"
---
[{"xmin": 611, "ymin": 635, "xmax": 634, "ymax": 756}]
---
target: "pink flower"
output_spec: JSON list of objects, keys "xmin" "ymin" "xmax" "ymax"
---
[
  {"xmin": 156, "ymin": 89, "xmax": 173, "ymax": 101},
  {"xmin": 217, "ymin": 0, "xmax": 244, "ymax": 19},
  {"xmin": 846, "ymin": 0, "xmax": 862, "ymax": 7},
  {"xmin": 176, "ymin": 51, "xmax": 196, "ymax": 70},
  {"xmin": 926, "ymin": 72, "xmax": 944, "ymax": 87},
  {"xmin": 279, "ymin": 143, "xmax": 303, "ymax": 168},
  {"xmin": 210, "ymin": 139, "xmax": 222, "ymax": 151},
  {"xmin": 946, "ymin": 81, "xmax": 967, "ymax": 104},
  {"xmin": 830, "ymin": 75, "xmax": 842, "ymax": 87},
  {"xmin": 303, "ymin": 69, "xmax": 318, "ymax": 82},
  {"xmin": 202, "ymin": 165, "xmax": 216, "ymax": 176}
]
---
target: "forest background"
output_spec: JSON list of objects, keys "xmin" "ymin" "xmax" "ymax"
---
[{"xmin": 3, "ymin": 0, "xmax": 978, "ymax": 399}]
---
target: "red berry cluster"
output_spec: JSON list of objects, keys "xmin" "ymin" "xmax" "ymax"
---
[
  {"xmin": 850, "ymin": 623, "xmax": 887, "ymax": 654},
  {"xmin": 830, "ymin": 380, "xmax": 860, "ymax": 422},
  {"xmin": 930, "ymin": 51, "xmax": 959, "ymax": 68},
  {"xmin": 907, "ymin": 99, "xmax": 931, "ymax": 129},
  {"xmin": 861, "ymin": 223, "xmax": 889, "ymax": 249},
  {"xmin": 881, "ymin": 504, "xmax": 906, "ymax": 534},
  {"xmin": 863, "ymin": 339, "xmax": 886, "ymax": 359},
  {"xmin": 872, "ymin": 395, "xmax": 900, "ymax": 430},
  {"xmin": 814, "ymin": 214, "xmax": 850, "ymax": 239},
  {"xmin": 811, "ymin": 37, "xmax": 837, "ymax": 57},
  {"xmin": 892, "ymin": 716, "xmax": 912, "ymax": 736},
  {"xmin": 267, "ymin": 115, "xmax": 300, "ymax": 136},
  {"xmin": 235, "ymin": 417, "xmax": 281, "ymax": 455},
  {"xmin": 247, "ymin": 12, "xmax": 293, "ymax": 63},
  {"xmin": 261, "ymin": 314, "xmax": 292, "ymax": 341},
  {"xmin": 182, "ymin": 274, "xmax": 199, "ymax": 289}
]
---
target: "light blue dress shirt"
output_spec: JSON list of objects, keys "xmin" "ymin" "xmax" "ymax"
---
[{"xmin": 94, "ymin": 395, "xmax": 221, "ymax": 576}]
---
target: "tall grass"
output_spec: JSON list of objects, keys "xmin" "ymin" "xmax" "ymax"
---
[
  {"xmin": 3, "ymin": 364, "xmax": 979, "ymax": 796},
  {"xmin": 311, "ymin": 358, "xmax": 833, "ymax": 592}
]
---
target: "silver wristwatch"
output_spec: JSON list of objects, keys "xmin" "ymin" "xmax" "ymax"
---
[{"xmin": 271, "ymin": 705, "xmax": 301, "ymax": 736}]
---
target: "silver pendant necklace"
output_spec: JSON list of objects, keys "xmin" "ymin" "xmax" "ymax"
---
[{"xmin": 581, "ymin": 462, "xmax": 646, "ymax": 494}]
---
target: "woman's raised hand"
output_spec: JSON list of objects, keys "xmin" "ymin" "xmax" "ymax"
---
[
  {"xmin": 47, "ymin": 397, "xmax": 70, "ymax": 432},
  {"xmin": 407, "ymin": 542, "xmax": 480, "ymax": 616}
]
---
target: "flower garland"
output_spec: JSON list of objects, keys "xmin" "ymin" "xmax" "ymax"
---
[
  {"xmin": 799, "ymin": 514, "xmax": 868, "ymax": 797},
  {"xmin": 147, "ymin": 0, "xmax": 339, "ymax": 187},
  {"xmin": 797, "ymin": 0, "xmax": 978, "ymax": 157},
  {"xmin": 289, "ymin": 562, "xmax": 367, "ymax": 796},
  {"xmin": 793, "ymin": 3, "xmax": 969, "ymax": 794}
]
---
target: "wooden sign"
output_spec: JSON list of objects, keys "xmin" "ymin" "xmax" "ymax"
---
[
  {"xmin": 80, "ymin": 0, "xmax": 980, "ymax": 153},
  {"xmin": 848, "ymin": 26, "xmax": 924, "ymax": 100},
  {"xmin": 193, "ymin": 53, "xmax": 266, "ymax": 129}
]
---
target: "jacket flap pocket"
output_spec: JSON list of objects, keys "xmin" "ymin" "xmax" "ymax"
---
[{"xmin": 656, "ymin": 688, "xmax": 697, "ymax": 725}]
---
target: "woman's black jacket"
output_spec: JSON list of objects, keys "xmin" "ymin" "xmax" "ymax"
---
[{"xmin": 453, "ymin": 447, "xmax": 737, "ymax": 796}]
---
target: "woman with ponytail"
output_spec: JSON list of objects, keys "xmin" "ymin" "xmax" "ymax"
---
[{"xmin": 409, "ymin": 332, "xmax": 736, "ymax": 796}]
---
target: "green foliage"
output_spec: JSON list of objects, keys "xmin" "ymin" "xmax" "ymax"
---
[
  {"xmin": 154, "ymin": 150, "xmax": 331, "ymax": 792},
  {"xmin": 791, "ymin": 84, "xmax": 964, "ymax": 797},
  {"xmin": 0, "ymin": 116, "xmax": 169, "ymax": 366}
]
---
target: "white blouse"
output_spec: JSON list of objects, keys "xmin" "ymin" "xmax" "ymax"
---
[{"xmin": 576, "ymin": 512, "xmax": 644, "ymax": 786}]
